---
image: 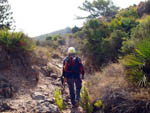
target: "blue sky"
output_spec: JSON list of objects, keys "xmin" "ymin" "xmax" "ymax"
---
[{"xmin": 9, "ymin": 0, "xmax": 145, "ymax": 37}]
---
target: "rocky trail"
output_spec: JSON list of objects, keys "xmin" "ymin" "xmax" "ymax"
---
[{"xmin": 0, "ymin": 56, "xmax": 84, "ymax": 113}]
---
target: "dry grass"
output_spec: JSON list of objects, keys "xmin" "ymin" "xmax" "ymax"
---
[
  {"xmin": 86, "ymin": 63, "xmax": 128, "ymax": 102},
  {"xmin": 130, "ymin": 88, "xmax": 150, "ymax": 100},
  {"xmin": 86, "ymin": 63, "xmax": 150, "ymax": 113},
  {"xmin": 33, "ymin": 46, "xmax": 63, "ymax": 76},
  {"xmin": 87, "ymin": 63, "xmax": 150, "ymax": 101}
]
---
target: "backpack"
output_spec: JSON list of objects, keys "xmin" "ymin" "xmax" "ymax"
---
[{"xmin": 64, "ymin": 56, "xmax": 81, "ymax": 74}]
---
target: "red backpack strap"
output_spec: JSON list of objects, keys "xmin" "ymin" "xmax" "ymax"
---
[{"xmin": 62, "ymin": 57, "xmax": 68, "ymax": 71}]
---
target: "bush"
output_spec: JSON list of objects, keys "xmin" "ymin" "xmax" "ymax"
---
[
  {"xmin": 0, "ymin": 30, "xmax": 35, "ymax": 51},
  {"xmin": 109, "ymin": 7, "xmax": 139, "ymax": 33},
  {"xmin": 122, "ymin": 15, "xmax": 150, "ymax": 54},
  {"xmin": 93, "ymin": 100, "xmax": 104, "ymax": 112},
  {"xmin": 54, "ymin": 88, "xmax": 66, "ymax": 111},
  {"xmin": 109, "ymin": 16, "xmax": 139, "ymax": 33},
  {"xmin": 46, "ymin": 36, "xmax": 52, "ymax": 40},
  {"xmin": 121, "ymin": 39, "xmax": 150, "ymax": 87},
  {"xmin": 80, "ymin": 19, "xmax": 110, "ymax": 67},
  {"xmin": 58, "ymin": 39, "xmax": 65, "ymax": 45},
  {"xmin": 131, "ymin": 16, "xmax": 150, "ymax": 40},
  {"xmin": 80, "ymin": 85, "xmax": 93, "ymax": 113},
  {"xmin": 43, "ymin": 34, "xmax": 65, "ymax": 48},
  {"xmin": 108, "ymin": 30, "xmax": 128, "ymax": 60},
  {"xmin": 117, "ymin": 6, "xmax": 139, "ymax": 19}
]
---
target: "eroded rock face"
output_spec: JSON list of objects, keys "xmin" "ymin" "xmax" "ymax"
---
[
  {"xmin": 0, "ymin": 102, "xmax": 14, "ymax": 112},
  {"xmin": 0, "ymin": 78, "xmax": 15, "ymax": 98},
  {"xmin": 0, "ymin": 48, "xmax": 10, "ymax": 70},
  {"xmin": 0, "ymin": 47, "xmax": 64, "ymax": 112}
]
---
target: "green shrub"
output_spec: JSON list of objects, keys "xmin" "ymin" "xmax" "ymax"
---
[
  {"xmin": 109, "ymin": 16, "xmax": 139, "ymax": 33},
  {"xmin": 121, "ymin": 39, "xmax": 150, "ymax": 87},
  {"xmin": 81, "ymin": 19, "xmax": 110, "ymax": 66},
  {"xmin": 108, "ymin": 30, "xmax": 128, "ymax": 60},
  {"xmin": 121, "ymin": 16, "xmax": 150, "ymax": 54},
  {"xmin": 109, "ymin": 6, "xmax": 139, "ymax": 33},
  {"xmin": 52, "ymin": 35, "xmax": 61, "ymax": 41},
  {"xmin": 94, "ymin": 100, "xmax": 103, "ymax": 109},
  {"xmin": 131, "ymin": 16, "xmax": 150, "ymax": 40},
  {"xmin": 54, "ymin": 88, "xmax": 66, "ymax": 111},
  {"xmin": 80, "ymin": 86, "xmax": 93, "ymax": 113},
  {"xmin": 0, "ymin": 30, "xmax": 35, "ymax": 51},
  {"xmin": 58, "ymin": 39, "xmax": 65, "ymax": 45},
  {"xmin": 117, "ymin": 6, "xmax": 139, "ymax": 19},
  {"xmin": 43, "ymin": 34, "xmax": 65, "ymax": 48},
  {"xmin": 93, "ymin": 100, "xmax": 104, "ymax": 113},
  {"xmin": 46, "ymin": 36, "xmax": 53, "ymax": 40}
]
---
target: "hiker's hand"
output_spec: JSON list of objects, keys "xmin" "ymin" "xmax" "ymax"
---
[
  {"xmin": 81, "ymin": 75, "xmax": 84, "ymax": 80},
  {"xmin": 64, "ymin": 77, "xmax": 67, "ymax": 83}
]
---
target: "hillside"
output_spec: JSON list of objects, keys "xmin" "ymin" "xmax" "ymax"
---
[
  {"xmin": 35, "ymin": 27, "xmax": 72, "ymax": 40},
  {"xmin": 1, "ymin": 0, "xmax": 150, "ymax": 113}
]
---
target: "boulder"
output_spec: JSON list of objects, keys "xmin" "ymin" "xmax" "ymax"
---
[
  {"xmin": 50, "ymin": 73, "xmax": 58, "ymax": 79},
  {"xmin": 41, "ymin": 66, "xmax": 53, "ymax": 77},
  {"xmin": 33, "ymin": 101, "xmax": 60, "ymax": 113},
  {"xmin": 31, "ymin": 92, "xmax": 45, "ymax": 100}
]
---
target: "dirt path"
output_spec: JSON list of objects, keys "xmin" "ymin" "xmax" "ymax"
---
[{"xmin": 0, "ymin": 57, "xmax": 84, "ymax": 113}]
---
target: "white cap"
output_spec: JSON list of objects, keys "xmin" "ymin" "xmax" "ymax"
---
[{"xmin": 68, "ymin": 47, "xmax": 76, "ymax": 54}]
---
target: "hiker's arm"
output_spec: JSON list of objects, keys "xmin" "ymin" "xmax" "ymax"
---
[
  {"xmin": 62, "ymin": 59, "xmax": 68, "ymax": 83},
  {"xmin": 79, "ymin": 59, "xmax": 85, "ymax": 79},
  {"xmin": 62, "ymin": 60, "xmax": 67, "ymax": 78}
]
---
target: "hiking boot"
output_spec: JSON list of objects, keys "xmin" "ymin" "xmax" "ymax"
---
[
  {"xmin": 75, "ymin": 100, "xmax": 80, "ymax": 107},
  {"xmin": 72, "ymin": 103, "xmax": 78, "ymax": 108},
  {"xmin": 72, "ymin": 105, "xmax": 76, "ymax": 108}
]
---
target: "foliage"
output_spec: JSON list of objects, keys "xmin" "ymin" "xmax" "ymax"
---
[
  {"xmin": 46, "ymin": 36, "xmax": 52, "ymax": 40},
  {"xmin": 52, "ymin": 35, "xmax": 62, "ymax": 41},
  {"xmin": 54, "ymin": 88, "xmax": 66, "ymax": 111},
  {"xmin": 109, "ymin": 6, "xmax": 139, "ymax": 33},
  {"xmin": 121, "ymin": 16, "xmax": 150, "ymax": 87},
  {"xmin": 39, "ymin": 34, "xmax": 65, "ymax": 48},
  {"xmin": 131, "ymin": 16, "xmax": 150, "ymax": 39},
  {"xmin": 73, "ymin": 0, "xmax": 150, "ymax": 74},
  {"xmin": 109, "ymin": 16, "xmax": 139, "ymax": 33},
  {"xmin": 80, "ymin": 19, "xmax": 111, "ymax": 66},
  {"xmin": 94, "ymin": 100, "xmax": 103, "ymax": 109},
  {"xmin": 58, "ymin": 39, "xmax": 65, "ymax": 45},
  {"xmin": 117, "ymin": 6, "xmax": 139, "ymax": 19},
  {"xmin": 122, "ymin": 15, "xmax": 150, "ymax": 54},
  {"xmin": 80, "ymin": 85, "xmax": 93, "ymax": 113},
  {"xmin": 0, "ymin": 30, "xmax": 35, "ymax": 51},
  {"xmin": 78, "ymin": 0, "xmax": 119, "ymax": 19},
  {"xmin": 0, "ymin": 0, "xmax": 14, "ymax": 29},
  {"xmin": 107, "ymin": 30, "xmax": 128, "ymax": 60},
  {"xmin": 75, "ymin": 19, "xmax": 129, "ymax": 67},
  {"xmin": 72, "ymin": 26, "xmax": 80, "ymax": 33},
  {"xmin": 122, "ymin": 39, "xmax": 150, "ymax": 87}
]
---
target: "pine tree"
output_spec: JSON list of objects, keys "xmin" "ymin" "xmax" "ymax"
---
[{"xmin": 0, "ymin": 0, "xmax": 14, "ymax": 29}]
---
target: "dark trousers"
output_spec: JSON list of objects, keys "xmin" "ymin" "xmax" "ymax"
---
[{"xmin": 67, "ymin": 78, "xmax": 82, "ymax": 105}]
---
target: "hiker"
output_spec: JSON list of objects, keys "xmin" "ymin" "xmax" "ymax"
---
[{"xmin": 62, "ymin": 47, "xmax": 85, "ymax": 108}]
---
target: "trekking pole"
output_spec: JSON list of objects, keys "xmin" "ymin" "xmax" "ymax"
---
[{"xmin": 60, "ymin": 76, "xmax": 66, "ymax": 95}]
